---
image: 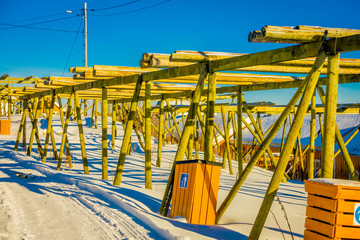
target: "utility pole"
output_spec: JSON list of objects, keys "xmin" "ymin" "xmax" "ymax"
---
[
  {"xmin": 84, "ymin": 2, "xmax": 88, "ymax": 67},
  {"xmin": 83, "ymin": 2, "xmax": 88, "ymax": 116}
]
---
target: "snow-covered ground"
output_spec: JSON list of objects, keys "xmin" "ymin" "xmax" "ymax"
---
[{"xmin": 0, "ymin": 114, "xmax": 307, "ymax": 240}]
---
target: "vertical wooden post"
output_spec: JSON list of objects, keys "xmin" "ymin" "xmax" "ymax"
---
[
  {"xmin": 95, "ymin": 99, "xmax": 98, "ymax": 129},
  {"xmin": 111, "ymin": 101, "xmax": 116, "ymax": 149},
  {"xmin": 321, "ymin": 53, "xmax": 339, "ymax": 178},
  {"xmin": 102, "ymin": 87, "xmax": 108, "ymax": 179},
  {"xmin": 74, "ymin": 92, "xmax": 89, "ymax": 174},
  {"xmin": 57, "ymin": 96, "xmax": 72, "ymax": 167},
  {"xmin": 57, "ymin": 94, "xmax": 74, "ymax": 170},
  {"xmin": 257, "ymin": 113, "xmax": 268, "ymax": 170},
  {"xmin": 8, "ymin": 95, "xmax": 11, "ymax": 120},
  {"xmin": 221, "ymin": 106, "xmax": 234, "ymax": 174},
  {"xmin": 317, "ymin": 86, "xmax": 358, "ymax": 180},
  {"xmin": 159, "ymin": 64, "xmax": 208, "ymax": 216},
  {"xmin": 280, "ymin": 117, "xmax": 287, "ymax": 152},
  {"xmin": 113, "ymin": 76, "xmax": 143, "ymax": 186},
  {"xmin": 145, "ymin": 80, "xmax": 152, "ymax": 189},
  {"xmin": 91, "ymin": 99, "xmax": 95, "ymax": 128},
  {"xmin": 216, "ymin": 49, "xmax": 326, "ymax": 225},
  {"xmin": 27, "ymin": 97, "xmax": 43, "ymax": 156},
  {"xmin": 156, "ymin": 96, "xmax": 165, "ymax": 167},
  {"xmin": 308, "ymin": 91, "xmax": 316, "ymax": 179},
  {"xmin": 15, "ymin": 99, "xmax": 28, "ymax": 151},
  {"xmin": 237, "ymin": 87, "xmax": 243, "ymax": 174},
  {"xmin": 248, "ymin": 50, "xmax": 326, "ymax": 239},
  {"xmin": 195, "ymin": 120, "xmax": 200, "ymax": 159},
  {"xmin": 22, "ymin": 100, "xmax": 27, "ymax": 149},
  {"xmin": 42, "ymin": 93, "xmax": 55, "ymax": 163},
  {"xmin": 188, "ymin": 128, "xmax": 194, "ymax": 160},
  {"xmin": 204, "ymin": 72, "xmax": 216, "ymax": 161}
]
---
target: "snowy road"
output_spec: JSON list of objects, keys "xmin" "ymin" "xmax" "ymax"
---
[{"xmin": 0, "ymin": 156, "xmax": 156, "ymax": 240}]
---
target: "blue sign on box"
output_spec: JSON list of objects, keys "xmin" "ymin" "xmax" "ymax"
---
[
  {"xmin": 354, "ymin": 203, "xmax": 360, "ymax": 225},
  {"xmin": 179, "ymin": 173, "xmax": 189, "ymax": 189}
]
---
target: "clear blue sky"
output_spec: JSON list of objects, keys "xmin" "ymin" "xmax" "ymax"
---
[{"xmin": 1, "ymin": 0, "xmax": 359, "ymax": 104}]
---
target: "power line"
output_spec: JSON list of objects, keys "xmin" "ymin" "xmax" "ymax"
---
[
  {"xmin": 89, "ymin": 0, "xmax": 170, "ymax": 16},
  {"xmin": 90, "ymin": 0, "xmax": 140, "ymax": 11},
  {"xmin": 62, "ymin": 18, "xmax": 84, "ymax": 76},
  {"xmin": 0, "ymin": 15, "xmax": 80, "ymax": 31},
  {"xmin": 0, "ymin": 23, "xmax": 80, "ymax": 33},
  {"xmin": 7, "ymin": 10, "xmax": 82, "ymax": 24}
]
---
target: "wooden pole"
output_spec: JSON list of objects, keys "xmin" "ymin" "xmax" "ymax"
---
[
  {"xmin": 321, "ymin": 53, "xmax": 340, "ymax": 178},
  {"xmin": 156, "ymin": 96, "xmax": 164, "ymax": 167},
  {"xmin": 27, "ymin": 97, "xmax": 43, "ymax": 156},
  {"xmin": 145, "ymin": 80, "xmax": 153, "ymax": 189},
  {"xmin": 74, "ymin": 91, "xmax": 90, "ymax": 174},
  {"xmin": 57, "ymin": 96, "xmax": 72, "ymax": 167},
  {"xmin": 113, "ymin": 75, "xmax": 143, "ymax": 186},
  {"xmin": 42, "ymin": 93, "xmax": 55, "ymax": 163},
  {"xmin": 248, "ymin": 50, "xmax": 326, "ymax": 239},
  {"xmin": 204, "ymin": 72, "xmax": 216, "ymax": 161},
  {"xmin": 308, "ymin": 91, "xmax": 316, "ymax": 179},
  {"xmin": 57, "ymin": 94, "xmax": 74, "ymax": 170},
  {"xmin": 159, "ymin": 64, "xmax": 208, "ymax": 216},
  {"xmin": 111, "ymin": 101, "xmax": 116, "ymax": 149},
  {"xmin": 91, "ymin": 99, "xmax": 95, "ymax": 128},
  {"xmin": 316, "ymin": 86, "xmax": 358, "ymax": 180},
  {"xmin": 257, "ymin": 113, "xmax": 268, "ymax": 170},
  {"xmin": 280, "ymin": 117, "xmax": 287, "ymax": 152},
  {"xmin": 221, "ymin": 106, "xmax": 234, "ymax": 174},
  {"xmin": 237, "ymin": 87, "xmax": 243, "ymax": 174},
  {"xmin": 95, "ymin": 99, "xmax": 98, "ymax": 129},
  {"xmin": 242, "ymin": 98, "xmax": 283, "ymax": 176},
  {"xmin": 102, "ymin": 87, "xmax": 108, "ymax": 179},
  {"xmin": 15, "ymin": 99, "xmax": 28, "ymax": 151},
  {"xmin": 216, "ymin": 49, "xmax": 326, "ymax": 224},
  {"xmin": 22, "ymin": 100, "xmax": 27, "ymax": 149},
  {"xmin": 195, "ymin": 120, "xmax": 200, "ymax": 159}
]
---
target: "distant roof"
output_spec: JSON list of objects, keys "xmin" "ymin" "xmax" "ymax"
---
[{"xmin": 242, "ymin": 114, "xmax": 360, "ymax": 156}]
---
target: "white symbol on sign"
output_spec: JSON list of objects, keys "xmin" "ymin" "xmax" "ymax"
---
[
  {"xmin": 353, "ymin": 203, "xmax": 360, "ymax": 225},
  {"xmin": 179, "ymin": 173, "xmax": 189, "ymax": 189}
]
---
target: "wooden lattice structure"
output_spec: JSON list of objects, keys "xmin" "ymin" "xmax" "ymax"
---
[{"xmin": 7, "ymin": 25, "xmax": 360, "ymax": 239}]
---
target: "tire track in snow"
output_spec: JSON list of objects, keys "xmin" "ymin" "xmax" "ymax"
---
[{"xmin": 54, "ymin": 183, "xmax": 153, "ymax": 240}]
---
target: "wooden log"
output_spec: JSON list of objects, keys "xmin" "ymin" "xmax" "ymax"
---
[
  {"xmin": 221, "ymin": 106, "xmax": 234, "ymax": 174},
  {"xmin": 321, "ymin": 53, "xmax": 339, "ymax": 178},
  {"xmin": 261, "ymin": 25, "xmax": 360, "ymax": 43},
  {"xmin": 145, "ymin": 80, "xmax": 152, "ymax": 189},
  {"xmin": 316, "ymin": 86, "xmax": 358, "ymax": 180},
  {"xmin": 27, "ymin": 98, "xmax": 43, "ymax": 157},
  {"xmin": 156, "ymin": 96, "xmax": 165, "ymax": 167},
  {"xmin": 237, "ymin": 87, "xmax": 243, "ymax": 174},
  {"xmin": 74, "ymin": 91, "xmax": 89, "ymax": 174},
  {"xmin": 57, "ymin": 95, "xmax": 72, "ymax": 167},
  {"xmin": 257, "ymin": 113, "xmax": 268, "ymax": 170},
  {"xmin": 308, "ymin": 91, "xmax": 316, "ymax": 179},
  {"xmin": 42, "ymin": 93, "xmax": 55, "ymax": 163},
  {"xmin": 102, "ymin": 87, "xmax": 108, "ymax": 179},
  {"xmin": 248, "ymin": 50, "xmax": 326, "ymax": 239},
  {"xmin": 14, "ymin": 99, "xmax": 28, "ymax": 151},
  {"xmin": 204, "ymin": 72, "xmax": 216, "ymax": 161},
  {"xmin": 111, "ymin": 101, "xmax": 116, "ymax": 149},
  {"xmin": 113, "ymin": 76, "xmax": 143, "ymax": 186},
  {"xmin": 57, "ymin": 94, "xmax": 74, "ymax": 171},
  {"xmin": 216, "ymin": 48, "xmax": 326, "ymax": 224}
]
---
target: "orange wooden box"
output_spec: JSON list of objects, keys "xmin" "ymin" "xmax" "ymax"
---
[
  {"xmin": 170, "ymin": 160, "xmax": 222, "ymax": 225},
  {"xmin": 0, "ymin": 119, "xmax": 10, "ymax": 135},
  {"xmin": 304, "ymin": 179, "xmax": 360, "ymax": 240}
]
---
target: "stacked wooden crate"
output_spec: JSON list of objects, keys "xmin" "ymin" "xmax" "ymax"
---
[
  {"xmin": 304, "ymin": 179, "xmax": 360, "ymax": 240},
  {"xmin": 0, "ymin": 119, "xmax": 10, "ymax": 135}
]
